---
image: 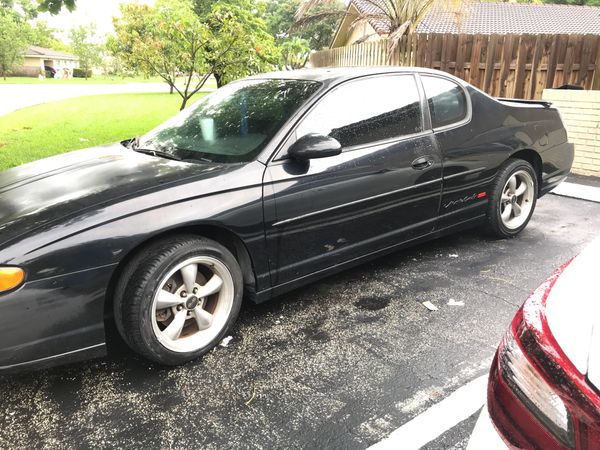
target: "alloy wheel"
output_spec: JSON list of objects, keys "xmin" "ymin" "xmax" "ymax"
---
[
  {"xmin": 151, "ymin": 256, "xmax": 234, "ymax": 353},
  {"xmin": 500, "ymin": 170, "xmax": 535, "ymax": 230}
]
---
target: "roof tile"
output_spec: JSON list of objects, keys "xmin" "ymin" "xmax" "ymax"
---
[
  {"xmin": 25, "ymin": 46, "xmax": 78, "ymax": 60},
  {"xmin": 350, "ymin": 0, "xmax": 600, "ymax": 35}
]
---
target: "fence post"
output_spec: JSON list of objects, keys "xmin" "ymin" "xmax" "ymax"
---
[
  {"xmin": 593, "ymin": 36, "xmax": 600, "ymax": 90},
  {"xmin": 528, "ymin": 35, "xmax": 543, "ymax": 99},
  {"xmin": 578, "ymin": 34, "xmax": 595, "ymax": 87}
]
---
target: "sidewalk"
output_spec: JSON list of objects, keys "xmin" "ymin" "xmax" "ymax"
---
[{"xmin": 552, "ymin": 174, "xmax": 600, "ymax": 203}]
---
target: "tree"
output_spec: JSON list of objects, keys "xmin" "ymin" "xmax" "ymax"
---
[
  {"xmin": 0, "ymin": 9, "xmax": 30, "ymax": 79},
  {"xmin": 280, "ymin": 36, "xmax": 311, "ymax": 69},
  {"xmin": 193, "ymin": 0, "xmax": 279, "ymax": 87},
  {"xmin": 111, "ymin": 0, "xmax": 214, "ymax": 110},
  {"xmin": 30, "ymin": 20, "xmax": 66, "ymax": 50},
  {"xmin": 1, "ymin": 0, "xmax": 38, "ymax": 18},
  {"xmin": 69, "ymin": 24, "xmax": 102, "ymax": 79},
  {"xmin": 111, "ymin": 0, "xmax": 279, "ymax": 110},
  {"xmin": 200, "ymin": 0, "xmax": 279, "ymax": 87},
  {"xmin": 265, "ymin": 0, "xmax": 344, "ymax": 50}
]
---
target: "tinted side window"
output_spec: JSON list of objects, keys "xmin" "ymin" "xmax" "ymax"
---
[
  {"xmin": 422, "ymin": 76, "xmax": 467, "ymax": 129},
  {"xmin": 296, "ymin": 75, "xmax": 422, "ymax": 148}
]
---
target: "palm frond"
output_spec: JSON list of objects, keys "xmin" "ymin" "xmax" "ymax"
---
[
  {"xmin": 295, "ymin": 0, "xmax": 341, "ymax": 20},
  {"xmin": 291, "ymin": 10, "xmax": 347, "ymax": 31},
  {"xmin": 386, "ymin": 20, "xmax": 410, "ymax": 61},
  {"xmin": 352, "ymin": 33, "xmax": 379, "ymax": 45},
  {"xmin": 348, "ymin": 12, "xmax": 394, "ymax": 32}
]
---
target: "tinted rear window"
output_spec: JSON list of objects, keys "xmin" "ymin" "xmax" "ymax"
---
[{"xmin": 422, "ymin": 76, "xmax": 468, "ymax": 129}]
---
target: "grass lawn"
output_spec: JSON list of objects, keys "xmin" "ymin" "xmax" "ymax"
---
[{"xmin": 0, "ymin": 92, "xmax": 205, "ymax": 172}]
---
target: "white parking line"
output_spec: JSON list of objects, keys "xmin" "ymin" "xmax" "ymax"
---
[
  {"xmin": 466, "ymin": 406, "xmax": 508, "ymax": 450},
  {"xmin": 368, "ymin": 375, "xmax": 488, "ymax": 450},
  {"xmin": 552, "ymin": 182, "xmax": 600, "ymax": 203}
]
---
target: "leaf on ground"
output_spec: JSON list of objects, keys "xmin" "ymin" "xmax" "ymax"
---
[{"xmin": 422, "ymin": 301, "xmax": 439, "ymax": 311}]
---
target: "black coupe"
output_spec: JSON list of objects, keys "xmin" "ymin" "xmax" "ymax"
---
[{"xmin": 0, "ymin": 68, "xmax": 573, "ymax": 372}]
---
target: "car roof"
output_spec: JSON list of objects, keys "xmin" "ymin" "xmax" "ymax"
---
[{"xmin": 247, "ymin": 67, "xmax": 462, "ymax": 84}]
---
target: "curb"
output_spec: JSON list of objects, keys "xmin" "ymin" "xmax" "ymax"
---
[{"xmin": 551, "ymin": 182, "xmax": 600, "ymax": 203}]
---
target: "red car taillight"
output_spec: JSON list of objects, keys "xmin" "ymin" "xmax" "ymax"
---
[
  {"xmin": 488, "ymin": 261, "xmax": 600, "ymax": 449},
  {"xmin": 497, "ymin": 316, "xmax": 575, "ymax": 448}
]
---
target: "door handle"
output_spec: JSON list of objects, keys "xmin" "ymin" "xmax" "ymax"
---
[{"xmin": 411, "ymin": 156, "xmax": 434, "ymax": 170}]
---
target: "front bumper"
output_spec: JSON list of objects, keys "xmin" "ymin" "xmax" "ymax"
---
[{"xmin": 0, "ymin": 264, "xmax": 115, "ymax": 374}]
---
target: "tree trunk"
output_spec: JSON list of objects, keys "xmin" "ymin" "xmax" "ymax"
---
[
  {"xmin": 180, "ymin": 96, "xmax": 188, "ymax": 111},
  {"xmin": 170, "ymin": 69, "xmax": 176, "ymax": 94},
  {"xmin": 214, "ymin": 72, "xmax": 224, "ymax": 88}
]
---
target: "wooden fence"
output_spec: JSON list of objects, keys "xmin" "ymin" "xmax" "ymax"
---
[{"xmin": 310, "ymin": 34, "xmax": 600, "ymax": 99}]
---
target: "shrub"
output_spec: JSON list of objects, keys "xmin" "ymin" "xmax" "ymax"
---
[{"xmin": 73, "ymin": 68, "xmax": 93, "ymax": 78}]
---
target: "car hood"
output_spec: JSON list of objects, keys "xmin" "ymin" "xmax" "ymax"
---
[
  {"xmin": 545, "ymin": 238, "xmax": 600, "ymax": 391},
  {"xmin": 0, "ymin": 144, "xmax": 230, "ymax": 246}
]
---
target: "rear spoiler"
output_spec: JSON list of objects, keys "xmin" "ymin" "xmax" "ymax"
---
[{"xmin": 496, "ymin": 98, "xmax": 553, "ymax": 108}]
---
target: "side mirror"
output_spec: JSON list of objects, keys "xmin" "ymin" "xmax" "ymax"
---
[{"xmin": 288, "ymin": 133, "xmax": 342, "ymax": 160}]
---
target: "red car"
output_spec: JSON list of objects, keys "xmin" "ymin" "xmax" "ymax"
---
[{"xmin": 486, "ymin": 238, "xmax": 600, "ymax": 449}]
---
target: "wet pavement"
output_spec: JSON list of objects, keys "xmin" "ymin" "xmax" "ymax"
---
[{"xmin": 1, "ymin": 194, "xmax": 598, "ymax": 450}]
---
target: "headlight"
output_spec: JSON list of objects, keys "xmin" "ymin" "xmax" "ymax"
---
[{"xmin": 0, "ymin": 267, "xmax": 25, "ymax": 293}]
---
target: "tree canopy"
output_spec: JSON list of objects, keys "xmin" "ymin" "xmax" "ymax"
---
[
  {"xmin": 110, "ymin": 0, "xmax": 207, "ymax": 109},
  {"xmin": 111, "ymin": 0, "xmax": 279, "ymax": 110},
  {"xmin": 69, "ymin": 24, "xmax": 102, "ymax": 79},
  {"xmin": 279, "ymin": 36, "xmax": 311, "ymax": 69},
  {"xmin": 200, "ymin": 0, "xmax": 279, "ymax": 86},
  {"xmin": 37, "ymin": 0, "xmax": 76, "ymax": 14},
  {"xmin": 30, "ymin": 20, "xmax": 67, "ymax": 50},
  {"xmin": 265, "ymin": 0, "xmax": 344, "ymax": 51},
  {"xmin": 1, "ymin": 0, "xmax": 76, "ymax": 15},
  {"xmin": 0, "ymin": 9, "xmax": 29, "ymax": 79}
]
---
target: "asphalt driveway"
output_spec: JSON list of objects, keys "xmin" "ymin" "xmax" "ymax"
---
[
  {"xmin": 1, "ymin": 193, "xmax": 598, "ymax": 450},
  {"xmin": 0, "ymin": 82, "xmax": 172, "ymax": 117}
]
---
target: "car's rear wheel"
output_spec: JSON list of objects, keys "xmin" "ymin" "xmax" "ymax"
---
[
  {"xmin": 486, "ymin": 159, "xmax": 538, "ymax": 238},
  {"xmin": 113, "ymin": 235, "xmax": 243, "ymax": 366}
]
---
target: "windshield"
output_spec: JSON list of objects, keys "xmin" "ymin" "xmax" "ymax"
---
[{"xmin": 138, "ymin": 79, "xmax": 321, "ymax": 163}]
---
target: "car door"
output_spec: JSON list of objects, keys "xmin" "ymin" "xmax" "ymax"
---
[{"xmin": 263, "ymin": 74, "xmax": 443, "ymax": 287}]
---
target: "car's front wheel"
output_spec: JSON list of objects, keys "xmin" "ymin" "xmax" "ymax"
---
[
  {"xmin": 114, "ymin": 235, "xmax": 243, "ymax": 366},
  {"xmin": 485, "ymin": 159, "xmax": 538, "ymax": 238}
]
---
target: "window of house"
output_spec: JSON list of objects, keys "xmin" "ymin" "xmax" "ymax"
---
[
  {"xmin": 421, "ymin": 76, "xmax": 468, "ymax": 129},
  {"xmin": 295, "ymin": 75, "xmax": 423, "ymax": 148}
]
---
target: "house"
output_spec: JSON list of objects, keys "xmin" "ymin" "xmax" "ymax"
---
[
  {"xmin": 331, "ymin": 1, "xmax": 600, "ymax": 48},
  {"xmin": 330, "ymin": 0, "xmax": 391, "ymax": 48},
  {"xmin": 16, "ymin": 46, "xmax": 80, "ymax": 77}
]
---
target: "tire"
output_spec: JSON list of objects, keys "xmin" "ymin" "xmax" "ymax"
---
[
  {"xmin": 113, "ymin": 235, "xmax": 243, "ymax": 366},
  {"xmin": 485, "ymin": 159, "xmax": 538, "ymax": 238}
]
